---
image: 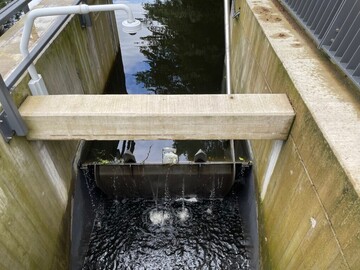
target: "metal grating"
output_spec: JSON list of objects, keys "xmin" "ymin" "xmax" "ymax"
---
[{"xmin": 279, "ymin": 0, "xmax": 360, "ymax": 90}]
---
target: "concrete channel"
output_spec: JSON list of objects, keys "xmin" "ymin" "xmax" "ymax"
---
[{"xmin": 0, "ymin": 0, "xmax": 359, "ymax": 269}]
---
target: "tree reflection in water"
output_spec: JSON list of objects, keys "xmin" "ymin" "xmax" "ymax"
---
[
  {"xmin": 135, "ymin": 0, "xmax": 229, "ymax": 161},
  {"xmin": 136, "ymin": 0, "xmax": 225, "ymax": 95}
]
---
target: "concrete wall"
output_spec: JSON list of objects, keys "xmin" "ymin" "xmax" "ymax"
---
[
  {"xmin": 231, "ymin": 0, "xmax": 360, "ymax": 269},
  {"xmin": 0, "ymin": 0, "xmax": 119, "ymax": 268}
]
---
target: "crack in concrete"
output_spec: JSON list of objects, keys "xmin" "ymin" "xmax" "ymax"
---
[{"xmin": 291, "ymin": 134, "xmax": 351, "ymax": 269}]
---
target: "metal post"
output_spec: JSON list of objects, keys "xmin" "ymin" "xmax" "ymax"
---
[
  {"xmin": 80, "ymin": 0, "xmax": 92, "ymax": 28},
  {"xmin": 224, "ymin": 0, "xmax": 231, "ymax": 95},
  {"xmin": 0, "ymin": 75, "xmax": 28, "ymax": 141},
  {"xmin": 223, "ymin": 0, "xmax": 237, "ymax": 181}
]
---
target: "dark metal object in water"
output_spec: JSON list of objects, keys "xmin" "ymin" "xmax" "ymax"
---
[{"xmin": 194, "ymin": 149, "xmax": 207, "ymax": 163}]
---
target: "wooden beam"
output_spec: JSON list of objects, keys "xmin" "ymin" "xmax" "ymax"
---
[{"xmin": 18, "ymin": 94, "xmax": 295, "ymax": 140}]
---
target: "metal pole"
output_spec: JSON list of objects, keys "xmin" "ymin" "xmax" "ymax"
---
[
  {"xmin": 223, "ymin": 0, "xmax": 236, "ymax": 181},
  {"xmin": 0, "ymin": 75, "xmax": 28, "ymax": 139},
  {"xmin": 224, "ymin": 0, "xmax": 231, "ymax": 95}
]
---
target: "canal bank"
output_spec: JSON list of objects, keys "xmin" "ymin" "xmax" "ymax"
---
[{"xmin": 231, "ymin": 0, "xmax": 360, "ymax": 268}]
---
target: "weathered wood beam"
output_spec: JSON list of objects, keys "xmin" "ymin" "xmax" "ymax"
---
[{"xmin": 18, "ymin": 94, "xmax": 295, "ymax": 140}]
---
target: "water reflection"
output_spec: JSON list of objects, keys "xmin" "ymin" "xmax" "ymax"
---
[
  {"xmin": 114, "ymin": 0, "xmax": 155, "ymax": 94},
  {"xmin": 115, "ymin": 0, "xmax": 224, "ymax": 95},
  {"xmin": 88, "ymin": 0, "xmax": 228, "ymax": 164},
  {"xmin": 84, "ymin": 139, "xmax": 232, "ymax": 164},
  {"xmin": 0, "ymin": 0, "xmax": 8, "ymax": 8}
]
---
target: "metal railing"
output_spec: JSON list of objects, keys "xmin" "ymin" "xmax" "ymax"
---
[
  {"xmin": 0, "ymin": 0, "xmax": 82, "ymax": 142},
  {"xmin": 279, "ymin": 0, "xmax": 360, "ymax": 91},
  {"xmin": 0, "ymin": 1, "xmax": 141, "ymax": 142}
]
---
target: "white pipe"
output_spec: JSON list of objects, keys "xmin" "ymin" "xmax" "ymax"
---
[
  {"xmin": 20, "ymin": 4, "xmax": 139, "ymax": 94},
  {"xmin": 223, "ymin": 0, "xmax": 236, "ymax": 180},
  {"xmin": 224, "ymin": 0, "xmax": 231, "ymax": 95},
  {"xmin": 20, "ymin": 4, "xmax": 135, "ymax": 57}
]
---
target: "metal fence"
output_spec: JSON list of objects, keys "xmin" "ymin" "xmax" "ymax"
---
[{"xmin": 279, "ymin": 0, "xmax": 360, "ymax": 90}]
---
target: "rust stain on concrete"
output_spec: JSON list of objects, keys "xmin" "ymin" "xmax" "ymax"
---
[
  {"xmin": 271, "ymin": 32, "xmax": 290, "ymax": 39},
  {"xmin": 253, "ymin": 6, "xmax": 282, "ymax": 23}
]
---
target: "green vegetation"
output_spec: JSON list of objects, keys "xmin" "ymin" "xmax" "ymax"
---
[{"xmin": 0, "ymin": 0, "xmax": 11, "ymax": 10}]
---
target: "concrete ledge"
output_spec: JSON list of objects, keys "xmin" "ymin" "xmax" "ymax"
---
[{"xmin": 247, "ymin": 0, "xmax": 360, "ymax": 194}]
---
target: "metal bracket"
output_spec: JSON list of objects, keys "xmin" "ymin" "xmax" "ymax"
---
[
  {"xmin": 232, "ymin": 11, "xmax": 240, "ymax": 20},
  {"xmin": 80, "ymin": 13, "xmax": 92, "ymax": 28},
  {"xmin": 0, "ymin": 75, "xmax": 28, "ymax": 142},
  {"xmin": 22, "ymin": 3, "xmax": 30, "ymax": 14},
  {"xmin": 80, "ymin": 0, "xmax": 92, "ymax": 28},
  {"xmin": 0, "ymin": 110, "xmax": 15, "ymax": 142}
]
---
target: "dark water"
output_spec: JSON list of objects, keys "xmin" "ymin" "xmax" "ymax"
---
[
  {"xmin": 114, "ymin": 0, "xmax": 225, "ymax": 95},
  {"xmin": 82, "ymin": 185, "xmax": 251, "ymax": 270}
]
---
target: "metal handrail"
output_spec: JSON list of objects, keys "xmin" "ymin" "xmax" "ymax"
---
[
  {"xmin": 4, "ymin": 0, "xmax": 82, "ymax": 89},
  {"xmin": 0, "ymin": 0, "xmax": 82, "ymax": 141},
  {"xmin": 19, "ymin": 3, "xmax": 140, "ymax": 95},
  {"xmin": 0, "ymin": 1, "xmax": 141, "ymax": 141}
]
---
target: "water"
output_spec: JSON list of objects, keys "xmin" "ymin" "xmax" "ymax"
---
[
  {"xmin": 114, "ymin": 0, "xmax": 224, "ymax": 95},
  {"xmin": 82, "ymin": 185, "xmax": 251, "ymax": 270}
]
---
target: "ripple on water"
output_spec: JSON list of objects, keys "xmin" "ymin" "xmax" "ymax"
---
[{"xmin": 82, "ymin": 197, "xmax": 251, "ymax": 269}]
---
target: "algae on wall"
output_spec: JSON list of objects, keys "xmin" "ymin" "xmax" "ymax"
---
[{"xmin": 0, "ymin": 0, "xmax": 120, "ymax": 268}]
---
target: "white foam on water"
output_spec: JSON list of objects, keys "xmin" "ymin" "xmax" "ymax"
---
[
  {"xmin": 177, "ymin": 208, "xmax": 189, "ymax": 222},
  {"xmin": 149, "ymin": 209, "xmax": 170, "ymax": 225},
  {"xmin": 176, "ymin": 197, "xmax": 198, "ymax": 203}
]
